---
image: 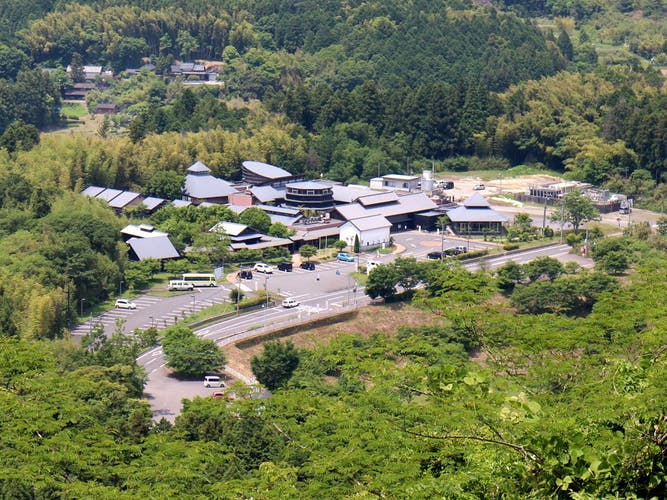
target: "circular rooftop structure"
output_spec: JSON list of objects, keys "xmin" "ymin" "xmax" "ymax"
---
[{"xmin": 284, "ymin": 181, "xmax": 334, "ymax": 211}]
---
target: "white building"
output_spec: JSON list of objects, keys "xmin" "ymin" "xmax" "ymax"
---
[
  {"xmin": 370, "ymin": 174, "xmax": 421, "ymax": 192},
  {"xmin": 339, "ymin": 215, "xmax": 392, "ymax": 251}
]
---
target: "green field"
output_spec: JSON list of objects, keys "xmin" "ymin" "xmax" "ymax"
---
[{"xmin": 60, "ymin": 102, "xmax": 89, "ymax": 119}]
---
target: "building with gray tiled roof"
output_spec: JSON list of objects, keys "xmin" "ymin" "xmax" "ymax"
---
[
  {"xmin": 183, "ymin": 161, "xmax": 238, "ymax": 205},
  {"xmin": 445, "ymin": 192, "xmax": 508, "ymax": 235}
]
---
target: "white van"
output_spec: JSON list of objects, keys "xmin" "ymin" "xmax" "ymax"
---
[
  {"xmin": 366, "ymin": 260, "xmax": 382, "ymax": 274},
  {"xmin": 204, "ymin": 375, "xmax": 223, "ymax": 388},
  {"xmin": 168, "ymin": 280, "xmax": 194, "ymax": 291}
]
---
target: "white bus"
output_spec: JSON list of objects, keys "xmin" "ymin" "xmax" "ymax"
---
[{"xmin": 182, "ymin": 273, "xmax": 217, "ymax": 287}]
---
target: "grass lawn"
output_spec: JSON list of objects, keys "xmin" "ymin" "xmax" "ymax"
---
[{"xmin": 61, "ymin": 102, "xmax": 89, "ymax": 119}]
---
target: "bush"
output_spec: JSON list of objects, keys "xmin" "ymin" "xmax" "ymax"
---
[
  {"xmin": 544, "ymin": 227, "xmax": 554, "ymax": 237},
  {"xmin": 503, "ymin": 243, "xmax": 520, "ymax": 251}
]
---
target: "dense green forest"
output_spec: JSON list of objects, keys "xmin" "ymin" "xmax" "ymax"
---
[
  {"xmin": 0, "ymin": 0, "xmax": 665, "ymax": 496},
  {"xmin": 1, "ymin": 236, "xmax": 666, "ymax": 497}
]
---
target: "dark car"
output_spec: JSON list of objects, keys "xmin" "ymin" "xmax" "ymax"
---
[
  {"xmin": 277, "ymin": 261, "xmax": 293, "ymax": 272},
  {"xmin": 427, "ymin": 251, "xmax": 444, "ymax": 260},
  {"xmin": 300, "ymin": 261, "xmax": 315, "ymax": 271},
  {"xmin": 237, "ymin": 269, "xmax": 253, "ymax": 280}
]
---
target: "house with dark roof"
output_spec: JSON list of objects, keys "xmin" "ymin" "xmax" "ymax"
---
[
  {"xmin": 183, "ymin": 161, "xmax": 238, "ymax": 204},
  {"xmin": 108, "ymin": 191, "xmax": 143, "ymax": 212},
  {"xmin": 209, "ymin": 221, "xmax": 292, "ymax": 252},
  {"xmin": 339, "ymin": 215, "xmax": 392, "ymax": 251},
  {"xmin": 445, "ymin": 192, "xmax": 508, "ymax": 235}
]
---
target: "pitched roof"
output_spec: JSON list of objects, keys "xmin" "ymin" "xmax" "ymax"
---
[
  {"xmin": 141, "ymin": 196, "xmax": 166, "ymax": 211},
  {"xmin": 346, "ymin": 215, "xmax": 392, "ymax": 231},
  {"xmin": 172, "ymin": 199, "xmax": 192, "ymax": 208},
  {"xmin": 121, "ymin": 224, "xmax": 168, "ymax": 239},
  {"xmin": 108, "ymin": 191, "xmax": 142, "ymax": 208},
  {"xmin": 358, "ymin": 191, "xmax": 399, "ymax": 206},
  {"xmin": 335, "ymin": 192, "xmax": 437, "ymax": 221},
  {"xmin": 127, "ymin": 236, "xmax": 179, "ymax": 260},
  {"xmin": 463, "ymin": 192, "xmax": 491, "ymax": 208},
  {"xmin": 81, "ymin": 186, "xmax": 105, "ymax": 197},
  {"xmin": 249, "ymin": 185, "xmax": 285, "ymax": 203},
  {"xmin": 96, "ymin": 188, "xmax": 123, "ymax": 202},
  {"xmin": 184, "ymin": 172, "xmax": 238, "ymax": 199},
  {"xmin": 446, "ymin": 206, "xmax": 508, "ymax": 223},
  {"xmin": 210, "ymin": 221, "xmax": 250, "ymax": 237},
  {"xmin": 187, "ymin": 161, "xmax": 211, "ymax": 173},
  {"xmin": 331, "ymin": 185, "xmax": 381, "ymax": 203},
  {"xmin": 242, "ymin": 160, "xmax": 292, "ymax": 179}
]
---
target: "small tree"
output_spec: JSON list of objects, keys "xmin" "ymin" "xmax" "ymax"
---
[
  {"xmin": 250, "ymin": 340, "xmax": 300, "ymax": 391},
  {"xmin": 353, "ymin": 234, "xmax": 360, "ymax": 253},
  {"xmin": 550, "ymin": 190, "xmax": 600, "ymax": 233},
  {"xmin": 299, "ymin": 244, "xmax": 317, "ymax": 262},
  {"xmin": 239, "ymin": 207, "xmax": 271, "ymax": 234},
  {"xmin": 162, "ymin": 325, "xmax": 226, "ymax": 377},
  {"xmin": 365, "ymin": 263, "xmax": 401, "ymax": 299},
  {"xmin": 332, "ymin": 240, "xmax": 347, "ymax": 251}
]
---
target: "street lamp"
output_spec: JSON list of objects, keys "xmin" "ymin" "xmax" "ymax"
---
[
  {"xmin": 191, "ymin": 294, "xmax": 196, "ymax": 313},
  {"xmin": 236, "ymin": 272, "xmax": 241, "ymax": 315},
  {"xmin": 264, "ymin": 276, "xmax": 270, "ymax": 309},
  {"xmin": 80, "ymin": 298, "xmax": 86, "ymax": 317},
  {"xmin": 118, "ymin": 279, "xmax": 124, "ymax": 298},
  {"xmin": 149, "ymin": 315, "xmax": 154, "ymax": 328}
]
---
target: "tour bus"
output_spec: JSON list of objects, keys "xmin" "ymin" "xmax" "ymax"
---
[{"xmin": 182, "ymin": 273, "xmax": 217, "ymax": 287}]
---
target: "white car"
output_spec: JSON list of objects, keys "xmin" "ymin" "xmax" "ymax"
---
[
  {"xmin": 366, "ymin": 260, "xmax": 382, "ymax": 274},
  {"xmin": 253, "ymin": 262, "xmax": 274, "ymax": 274},
  {"xmin": 115, "ymin": 298, "xmax": 136, "ymax": 310},
  {"xmin": 281, "ymin": 297, "xmax": 300, "ymax": 308},
  {"xmin": 473, "ymin": 183, "xmax": 486, "ymax": 190}
]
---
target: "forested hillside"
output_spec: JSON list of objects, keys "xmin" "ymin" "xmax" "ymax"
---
[{"xmin": 1, "ymin": 238, "xmax": 666, "ymax": 497}]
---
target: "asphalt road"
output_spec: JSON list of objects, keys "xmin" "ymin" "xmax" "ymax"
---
[{"xmin": 139, "ymin": 236, "xmax": 589, "ymax": 421}]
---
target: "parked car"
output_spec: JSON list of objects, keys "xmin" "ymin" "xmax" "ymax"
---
[
  {"xmin": 167, "ymin": 280, "xmax": 194, "ymax": 291},
  {"xmin": 253, "ymin": 262, "xmax": 274, "ymax": 274},
  {"xmin": 366, "ymin": 260, "xmax": 382, "ymax": 274},
  {"xmin": 277, "ymin": 261, "xmax": 293, "ymax": 272},
  {"xmin": 300, "ymin": 261, "xmax": 315, "ymax": 270},
  {"xmin": 115, "ymin": 298, "xmax": 136, "ymax": 309},
  {"xmin": 427, "ymin": 251, "xmax": 444, "ymax": 260},
  {"xmin": 281, "ymin": 297, "xmax": 300, "ymax": 308},
  {"xmin": 204, "ymin": 375, "xmax": 223, "ymax": 388},
  {"xmin": 454, "ymin": 245, "xmax": 468, "ymax": 254},
  {"xmin": 237, "ymin": 269, "xmax": 253, "ymax": 280},
  {"xmin": 337, "ymin": 252, "xmax": 355, "ymax": 262},
  {"xmin": 473, "ymin": 183, "xmax": 485, "ymax": 190}
]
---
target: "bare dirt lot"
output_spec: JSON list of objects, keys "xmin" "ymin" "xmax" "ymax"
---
[
  {"xmin": 223, "ymin": 303, "xmax": 440, "ymax": 378},
  {"xmin": 445, "ymin": 174, "xmax": 564, "ymax": 203}
]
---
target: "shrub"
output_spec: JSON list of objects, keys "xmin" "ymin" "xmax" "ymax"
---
[{"xmin": 503, "ymin": 243, "xmax": 520, "ymax": 251}]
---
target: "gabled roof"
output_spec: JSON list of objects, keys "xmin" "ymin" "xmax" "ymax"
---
[
  {"xmin": 172, "ymin": 199, "xmax": 192, "ymax": 208},
  {"xmin": 242, "ymin": 161, "xmax": 292, "ymax": 179},
  {"xmin": 463, "ymin": 192, "xmax": 491, "ymax": 208},
  {"xmin": 81, "ymin": 186, "xmax": 105, "ymax": 197},
  {"xmin": 335, "ymin": 192, "xmax": 437, "ymax": 221},
  {"xmin": 96, "ymin": 188, "xmax": 123, "ymax": 202},
  {"xmin": 358, "ymin": 191, "xmax": 399, "ymax": 206},
  {"xmin": 141, "ymin": 196, "xmax": 166, "ymax": 211},
  {"xmin": 184, "ymin": 171, "xmax": 238, "ymax": 199},
  {"xmin": 331, "ymin": 185, "xmax": 382, "ymax": 203},
  {"xmin": 108, "ymin": 191, "xmax": 142, "ymax": 208},
  {"xmin": 127, "ymin": 236, "xmax": 179, "ymax": 260},
  {"xmin": 345, "ymin": 215, "xmax": 392, "ymax": 231},
  {"xmin": 121, "ymin": 224, "xmax": 168, "ymax": 239},
  {"xmin": 249, "ymin": 185, "xmax": 286, "ymax": 203},
  {"xmin": 446, "ymin": 206, "xmax": 508, "ymax": 223},
  {"xmin": 210, "ymin": 221, "xmax": 250, "ymax": 237}
]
